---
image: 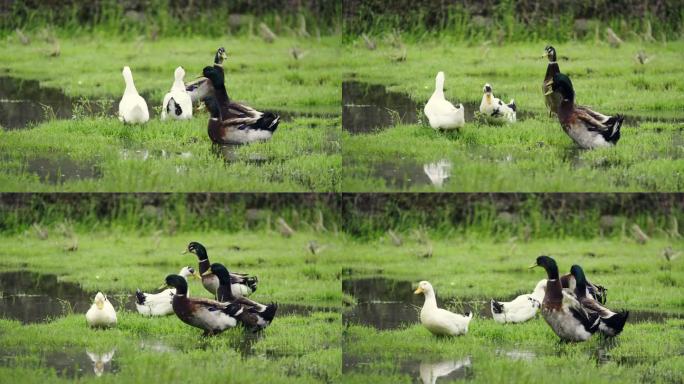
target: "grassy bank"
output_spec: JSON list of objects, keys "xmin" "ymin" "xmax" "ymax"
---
[
  {"xmin": 342, "ymin": 40, "xmax": 684, "ymax": 192},
  {"xmin": 341, "ymin": 235, "xmax": 683, "ymax": 383},
  {"xmin": 0, "ymin": 36, "xmax": 341, "ymax": 192},
  {"xmin": 0, "ymin": 229, "xmax": 342, "ymax": 382}
]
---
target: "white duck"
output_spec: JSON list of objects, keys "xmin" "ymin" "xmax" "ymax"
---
[
  {"xmin": 424, "ymin": 72, "xmax": 465, "ymax": 130},
  {"xmin": 490, "ymin": 279, "xmax": 546, "ymax": 324},
  {"xmin": 135, "ymin": 266, "xmax": 198, "ymax": 316},
  {"xmin": 479, "ymin": 83, "xmax": 516, "ymax": 123},
  {"xmin": 118, "ymin": 66, "xmax": 149, "ymax": 124},
  {"xmin": 161, "ymin": 66, "xmax": 193, "ymax": 120},
  {"xmin": 85, "ymin": 292, "xmax": 117, "ymax": 328},
  {"xmin": 414, "ymin": 281, "xmax": 473, "ymax": 336}
]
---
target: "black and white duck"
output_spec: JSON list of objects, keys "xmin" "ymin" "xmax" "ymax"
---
[
  {"xmin": 531, "ymin": 256, "xmax": 600, "ymax": 342},
  {"xmin": 135, "ymin": 266, "xmax": 199, "ymax": 316},
  {"xmin": 542, "ymin": 45, "xmax": 562, "ymax": 116},
  {"xmin": 201, "ymin": 66, "xmax": 279, "ymax": 145},
  {"xmin": 547, "ymin": 72, "xmax": 624, "ymax": 149},
  {"xmin": 185, "ymin": 47, "xmax": 228, "ymax": 104},
  {"xmin": 204, "ymin": 263, "xmax": 278, "ymax": 331},
  {"xmin": 491, "ymin": 279, "xmax": 546, "ymax": 324},
  {"xmin": 164, "ymin": 274, "xmax": 241, "ymax": 336},
  {"xmin": 184, "ymin": 241, "xmax": 258, "ymax": 298},
  {"xmin": 569, "ymin": 265, "xmax": 628, "ymax": 336},
  {"xmin": 479, "ymin": 83, "xmax": 516, "ymax": 123}
]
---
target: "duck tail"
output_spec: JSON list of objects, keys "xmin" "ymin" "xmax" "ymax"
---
[
  {"xmin": 256, "ymin": 302, "xmax": 278, "ymax": 323},
  {"xmin": 256, "ymin": 112, "xmax": 280, "ymax": 132},
  {"xmin": 130, "ymin": 104, "xmax": 144, "ymax": 121},
  {"xmin": 603, "ymin": 114, "xmax": 623, "ymax": 144},
  {"xmin": 600, "ymin": 311, "xmax": 629, "ymax": 336},
  {"xmin": 490, "ymin": 299, "xmax": 504, "ymax": 314},
  {"xmin": 507, "ymin": 99, "xmax": 517, "ymax": 112},
  {"xmin": 135, "ymin": 289, "xmax": 146, "ymax": 305},
  {"xmin": 245, "ymin": 276, "xmax": 258, "ymax": 292},
  {"xmin": 224, "ymin": 302, "xmax": 243, "ymax": 317}
]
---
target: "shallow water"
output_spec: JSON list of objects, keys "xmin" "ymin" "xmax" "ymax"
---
[
  {"xmin": 25, "ymin": 155, "xmax": 102, "ymax": 184},
  {"xmin": 343, "ymin": 81, "xmax": 419, "ymax": 133},
  {"xmin": 0, "ymin": 347, "xmax": 119, "ymax": 378},
  {"xmin": 343, "ymin": 354, "xmax": 473, "ymax": 383}
]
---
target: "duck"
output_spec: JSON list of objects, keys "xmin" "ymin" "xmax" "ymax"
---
[
  {"xmin": 202, "ymin": 66, "xmax": 279, "ymax": 145},
  {"xmin": 570, "ymin": 265, "xmax": 628, "ymax": 336},
  {"xmin": 161, "ymin": 66, "xmax": 193, "ymax": 120},
  {"xmin": 185, "ymin": 47, "xmax": 228, "ymax": 105},
  {"xmin": 547, "ymin": 72, "xmax": 623, "ymax": 149},
  {"xmin": 530, "ymin": 256, "xmax": 600, "ymax": 342},
  {"xmin": 118, "ymin": 66, "xmax": 149, "ymax": 124},
  {"xmin": 490, "ymin": 279, "xmax": 546, "ymax": 324},
  {"xmin": 414, "ymin": 281, "xmax": 473, "ymax": 336},
  {"xmin": 560, "ymin": 270, "xmax": 607, "ymax": 305},
  {"xmin": 184, "ymin": 241, "xmax": 258, "ymax": 298},
  {"xmin": 85, "ymin": 292, "xmax": 117, "ymax": 328},
  {"xmin": 204, "ymin": 263, "xmax": 278, "ymax": 331},
  {"xmin": 164, "ymin": 274, "xmax": 241, "ymax": 336},
  {"xmin": 423, "ymin": 71, "xmax": 465, "ymax": 130},
  {"xmin": 135, "ymin": 266, "xmax": 199, "ymax": 316},
  {"xmin": 86, "ymin": 349, "xmax": 115, "ymax": 377},
  {"xmin": 479, "ymin": 83, "xmax": 516, "ymax": 123},
  {"xmin": 542, "ymin": 45, "xmax": 562, "ymax": 117}
]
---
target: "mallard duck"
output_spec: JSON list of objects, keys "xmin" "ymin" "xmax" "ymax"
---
[
  {"xmin": 118, "ymin": 66, "xmax": 149, "ymax": 124},
  {"xmin": 186, "ymin": 47, "xmax": 228, "ymax": 104},
  {"xmin": 479, "ymin": 83, "xmax": 516, "ymax": 123},
  {"xmin": 490, "ymin": 279, "xmax": 546, "ymax": 324},
  {"xmin": 547, "ymin": 73, "xmax": 623, "ymax": 149},
  {"xmin": 560, "ymin": 271, "xmax": 607, "ymax": 305},
  {"xmin": 85, "ymin": 292, "xmax": 117, "ymax": 328},
  {"xmin": 542, "ymin": 45, "xmax": 562, "ymax": 116},
  {"xmin": 424, "ymin": 71, "xmax": 465, "ymax": 130},
  {"xmin": 570, "ymin": 265, "xmax": 628, "ymax": 336},
  {"xmin": 161, "ymin": 66, "xmax": 193, "ymax": 120},
  {"xmin": 204, "ymin": 263, "xmax": 278, "ymax": 331},
  {"xmin": 202, "ymin": 66, "xmax": 279, "ymax": 145},
  {"xmin": 135, "ymin": 266, "xmax": 199, "ymax": 316},
  {"xmin": 185, "ymin": 241, "xmax": 258, "ymax": 298},
  {"xmin": 414, "ymin": 281, "xmax": 473, "ymax": 336},
  {"xmin": 164, "ymin": 274, "xmax": 241, "ymax": 336},
  {"xmin": 530, "ymin": 256, "xmax": 599, "ymax": 341}
]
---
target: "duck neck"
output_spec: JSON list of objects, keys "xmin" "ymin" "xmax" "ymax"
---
[
  {"xmin": 544, "ymin": 62, "xmax": 559, "ymax": 81},
  {"xmin": 422, "ymin": 290, "xmax": 438, "ymax": 310},
  {"xmin": 174, "ymin": 282, "xmax": 188, "ymax": 296},
  {"xmin": 434, "ymin": 78, "xmax": 445, "ymax": 98},
  {"xmin": 123, "ymin": 73, "xmax": 138, "ymax": 95},
  {"xmin": 195, "ymin": 248, "xmax": 210, "ymax": 273}
]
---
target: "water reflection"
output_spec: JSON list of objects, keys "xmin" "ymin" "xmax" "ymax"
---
[
  {"xmin": 423, "ymin": 160, "xmax": 452, "ymax": 188},
  {"xmin": 86, "ymin": 349, "xmax": 116, "ymax": 377},
  {"xmin": 419, "ymin": 357, "xmax": 472, "ymax": 384}
]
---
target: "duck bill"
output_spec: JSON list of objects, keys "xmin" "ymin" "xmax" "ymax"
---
[
  {"xmin": 192, "ymin": 272, "xmax": 201, "ymax": 280},
  {"xmin": 96, "ymin": 300, "xmax": 104, "ymax": 310},
  {"xmin": 413, "ymin": 287, "xmax": 424, "ymax": 295},
  {"xmin": 528, "ymin": 263, "xmax": 539, "ymax": 269},
  {"xmin": 158, "ymin": 284, "xmax": 169, "ymax": 290},
  {"xmin": 201, "ymin": 270, "xmax": 212, "ymax": 277}
]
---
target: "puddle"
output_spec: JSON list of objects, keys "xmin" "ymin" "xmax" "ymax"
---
[
  {"xmin": 0, "ymin": 271, "xmax": 93, "ymax": 324},
  {"xmin": 342, "ymin": 278, "xmax": 488, "ymax": 330},
  {"xmin": 0, "ymin": 347, "xmax": 119, "ymax": 378},
  {"xmin": 343, "ymin": 355, "xmax": 473, "ymax": 383},
  {"xmin": 212, "ymin": 144, "xmax": 270, "ymax": 165},
  {"xmin": 352, "ymin": 158, "xmax": 453, "ymax": 189},
  {"xmin": 343, "ymin": 81, "xmax": 419, "ymax": 133},
  {"xmin": 0, "ymin": 76, "xmax": 114, "ymax": 130},
  {"xmin": 25, "ymin": 156, "xmax": 102, "ymax": 184}
]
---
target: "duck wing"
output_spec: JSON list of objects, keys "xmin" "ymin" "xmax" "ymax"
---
[{"xmin": 562, "ymin": 290, "xmax": 600, "ymax": 333}]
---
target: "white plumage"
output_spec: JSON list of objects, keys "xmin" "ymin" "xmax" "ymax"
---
[
  {"xmin": 423, "ymin": 160, "xmax": 452, "ymax": 187},
  {"xmin": 490, "ymin": 279, "xmax": 546, "ymax": 324},
  {"xmin": 135, "ymin": 266, "xmax": 196, "ymax": 316},
  {"xmin": 424, "ymin": 72, "xmax": 465, "ymax": 130},
  {"xmin": 414, "ymin": 281, "xmax": 473, "ymax": 336},
  {"xmin": 118, "ymin": 66, "xmax": 149, "ymax": 124},
  {"xmin": 479, "ymin": 83, "xmax": 516, "ymax": 123},
  {"xmin": 85, "ymin": 292, "xmax": 117, "ymax": 328},
  {"xmin": 161, "ymin": 66, "xmax": 193, "ymax": 120}
]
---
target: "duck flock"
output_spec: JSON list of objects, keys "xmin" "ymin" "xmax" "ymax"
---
[
  {"xmin": 414, "ymin": 255, "xmax": 629, "ymax": 342},
  {"xmin": 118, "ymin": 47, "xmax": 280, "ymax": 145},
  {"xmin": 423, "ymin": 45, "xmax": 624, "ymax": 150},
  {"xmin": 85, "ymin": 242, "xmax": 277, "ymax": 336}
]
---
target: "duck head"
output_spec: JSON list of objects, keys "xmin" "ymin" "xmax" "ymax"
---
[
  {"xmin": 413, "ymin": 280, "xmax": 434, "ymax": 295},
  {"xmin": 435, "ymin": 71, "xmax": 446, "ymax": 92},
  {"xmin": 179, "ymin": 266, "xmax": 200, "ymax": 280},
  {"xmin": 174, "ymin": 66, "xmax": 185, "ymax": 82},
  {"xmin": 544, "ymin": 45, "xmax": 557, "ymax": 62},
  {"xmin": 202, "ymin": 66, "xmax": 225, "ymax": 89},
  {"xmin": 184, "ymin": 242, "xmax": 208, "ymax": 260},
  {"xmin": 93, "ymin": 292, "xmax": 107, "ymax": 310},
  {"xmin": 532, "ymin": 279, "xmax": 547, "ymax": 293},
  {"xmin": 549, "ymin": 73, "xmax": 575, "ymax": 102},
  {"xmin": 529, "ymin": 255, "xmax": 560, "ymax": 279},
  {"xmin": 483, "ymin": 83, "xmax": 493, "ymax": 101},
  {"xmin": 569, "ymin": 264, "xmax": 587, "ymax": 290},
  {"xmin": 164, "ymin": 274, "xmax": 189, "ymax": 295},
  {"xmin": 203, "ymin": 263, "xmax": 232, "ymax": 286},
  {"xmin": 214, "ymin": 47, "xmax": 228, "ymax": 66}
]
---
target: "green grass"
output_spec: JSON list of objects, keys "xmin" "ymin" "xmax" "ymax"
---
[
  {"xmin": 340, "ymin": 235, "xmax": 684, "ymax": 383},
  {"xmin": 0, "ymin": 229, "xmax": 342, "ymax": 382},
  {"xmin": 342, "ymin": 40, "xmax": 684, "ymax": 192},
  {"xmin": 0, "ymin": 35, "xmax": 341, "ymax": 192}
]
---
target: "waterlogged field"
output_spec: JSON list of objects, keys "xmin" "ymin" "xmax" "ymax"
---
[
  {"xmin": 0, "ymin": 229, "xmax": 342, "ymax": 383},
  {"xmin": 0, "ymin": 36, "xmax": 341, "ymax": 192},
  {"xmin": 342, "ymin": 41, "xmax": 684, "ymax": 192},
  {"xmin": 340, "ymin": 235, "xmax": 684, "ymax": 383}
]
